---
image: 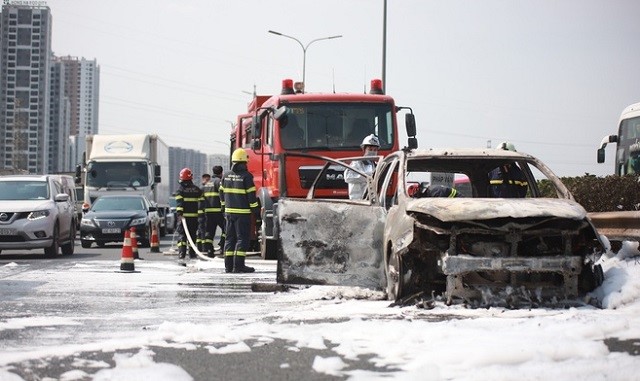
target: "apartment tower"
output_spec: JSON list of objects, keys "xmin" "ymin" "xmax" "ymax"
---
[
  {"xmin": 60, "ymin": 56, "xmax": 99, "ymax": 167},
  {"xmin": 0, "ymin": 3, "xmax": 52, "ymax": 173}
]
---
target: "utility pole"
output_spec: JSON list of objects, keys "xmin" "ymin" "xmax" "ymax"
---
[{"xmin": 382, "ymin": 0, "xmax": 387, "ymax": 94}]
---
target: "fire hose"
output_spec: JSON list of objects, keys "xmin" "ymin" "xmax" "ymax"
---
[{"xmin": 179, "ymin": 217, "xmax": 214, "ymax": 261}]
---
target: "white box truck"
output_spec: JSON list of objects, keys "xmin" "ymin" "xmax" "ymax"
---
[{"xmin": 75, "ymin": 134, "xmax": 171, "ymax": 235}]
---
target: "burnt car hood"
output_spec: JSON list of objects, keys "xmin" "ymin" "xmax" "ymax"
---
[{"xmin": 405, "ymin": 198, "xmax": 588, "ymax": 222}]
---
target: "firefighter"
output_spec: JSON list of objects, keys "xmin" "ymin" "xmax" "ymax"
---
[
  {"xmin": 196, "ymin": 173, "xmax": 211, "ymax": 251},
  {"xmin": 489, "ymin": 142, "xmax": 528, "ymax": 198},
  {"xmin": 344, "ymin": 134, "xmax": 380, "ymax": 199},
  {"xmin": 414, "ymin": 183, "xmax": 459, "ymax": 198},
  {"xmin": 219, "ymin": 148, "xmax": 259, "ymax": 273},
  {"xmin": 199, "ymin": 166, "xmax": 225, "ymax": 257},
  {"xmin": 175, "ymin": 168, "xmax": 203, "ymax": 259}
]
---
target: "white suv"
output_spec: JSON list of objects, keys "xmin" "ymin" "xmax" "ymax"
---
[{"xmin": 0, "ymin": 175, "xmax": 76, "ymax": 257}]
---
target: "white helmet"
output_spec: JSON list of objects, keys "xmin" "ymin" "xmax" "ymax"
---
[
  {"xmin": 361, "ymin": 134, "xmax": 380, "ymax": 148},
  {"xmin": 499, "ymin": 141, "xmax": 517, "ymax": 152}
]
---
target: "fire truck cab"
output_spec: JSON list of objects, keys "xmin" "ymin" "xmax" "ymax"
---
[{"xmin": 231, "ymin": 79, "xmax": 417, "ymax": 259}]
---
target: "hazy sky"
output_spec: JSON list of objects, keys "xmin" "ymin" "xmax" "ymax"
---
[{"xmin": 49, "ymin": 0, "xmax": 640, "ymax": 177}]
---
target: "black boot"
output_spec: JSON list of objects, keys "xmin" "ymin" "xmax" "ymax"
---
[
  {"xmin": 225, "ymin": 256, "xmax": 234, "ymax": 273},
  {"xmin": 233, "ymin": 255, "xmax": 255, "ymax": 273},
  {"xmin": 204, "ymin": 243, "xmax": 214, "ymax": 258}
]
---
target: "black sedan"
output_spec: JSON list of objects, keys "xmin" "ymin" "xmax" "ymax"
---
[{"xmin": 80, "ymin": 195, "xmax": 159, "ymax": 248}]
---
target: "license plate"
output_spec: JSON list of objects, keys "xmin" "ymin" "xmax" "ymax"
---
[
  {"xmin": 102, "ymin": 228, "xmax": 121, "ymax": 234},
  {"xmin": 0, "ymin": 228, "xmax": 15, "ymax": 235}
]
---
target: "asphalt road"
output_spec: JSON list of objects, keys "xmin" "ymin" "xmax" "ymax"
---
[
  {"xmin": 2, "ymin": 234, "xmax": 639, "ymax": 381},
  {"xmin": 0, "ymin": 234, "xmax": 391, "ymax": 380}
]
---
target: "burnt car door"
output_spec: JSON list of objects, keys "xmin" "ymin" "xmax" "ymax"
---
[{"xmin": 277, "ymin": 155, "xmax": 387, "ymax": 290}]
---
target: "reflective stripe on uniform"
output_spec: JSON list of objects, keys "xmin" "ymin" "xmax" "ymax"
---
[
  {"xmin": 224, "ymin": 188, "xmax": 251, "ymax": 194},
  {"xmin": 225, "ymin": 207, "xmax": 251, "ymax": 214},
  {"xmin": 490, "ymin": 179, "xmax": 528, "ymax": 186}
]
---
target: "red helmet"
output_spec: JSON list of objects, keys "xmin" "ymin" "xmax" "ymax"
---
[{"xmin": 179, "ymin": 168, "xmax": 193, "ymax": 181}]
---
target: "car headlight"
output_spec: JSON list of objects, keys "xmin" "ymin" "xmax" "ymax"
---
[
  {"xmin": 131, "ymin": 216, "xmax": 148, "ymax": 226},
  {"xmin": 80, "ymin": 218, "xmax": 95, "ymax": 227},
  {"xmin": 27, "ymin": 210, "xmax": 50, "ymax": 220}
]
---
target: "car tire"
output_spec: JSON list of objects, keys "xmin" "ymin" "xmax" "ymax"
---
[
  {"xmin": 261, "ymin": 238, "xmax": 277, "ymax": 260},
  {"xmin": 44, "ymin": 224, "xmax": 60, "ymax": 258},
  {"xmin": 260, "ymin": 209, "xmax": 278, "ymax": 260},
  {"xmin": 142, "ymin": 224, "xmax": 152, "ymax": 247},
  {"xmin": 386, "ymin": 251, "xmax": 405, "ymax": 301},
  {"xmin": 81, "ymin": 240, "xmax": 92, "ymax": 249},
  {"xmin": 61, "ymin": 224, "xmax": 75, "ymax": 255}
]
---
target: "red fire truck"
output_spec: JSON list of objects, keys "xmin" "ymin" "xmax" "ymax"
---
[{"xmin": 231, "ymin": 78, "xmax": 417, "ymax": 259}]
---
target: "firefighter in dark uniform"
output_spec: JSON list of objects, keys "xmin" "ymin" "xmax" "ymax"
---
[
  {"xmin": 199, "ymin": 166, "xmax": 225, "ymax": 257},
  {"xmin": 489, "ymin": 142, "xmax": 528, "ymax": 198},
  {"xmin": 413, "ymin": 183, "xmax": 459, "ymax": 198},
  {"xmin": 196, "ymin": 173, "xmax": 210, "ymax": 251},
  {"xmin": 175, "ymin": 168, "xmax": 203, "ymax": 259},
  {"xmin": 219, "ymin": 148, "xmax": 259, "ymax": 273}
]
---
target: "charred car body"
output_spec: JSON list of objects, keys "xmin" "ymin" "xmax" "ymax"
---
[{"xmin": 277, "ymin": 148, "xmax": 605, "ymax": 307}]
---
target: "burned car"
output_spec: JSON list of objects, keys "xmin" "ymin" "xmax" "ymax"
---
[{"xmin": 276, "ymin": 148, "xmax": 605, "ymax": 307}]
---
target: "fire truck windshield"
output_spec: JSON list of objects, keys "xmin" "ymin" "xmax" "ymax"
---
[{"xmin": 279, "ymin": 103, "xmax": 394, "ymax": 150}]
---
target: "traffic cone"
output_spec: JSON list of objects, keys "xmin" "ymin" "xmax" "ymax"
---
[
  {"xmin": 130, "ymin": 227, "xmax": 141, "ymax": 259},
  {"xmin": 119, "ymin": 230, "xmax": 135, "ymax": 272},
  {"xmin": 150, "ymin": 224, "xmax": 160, "ymax": 253}
]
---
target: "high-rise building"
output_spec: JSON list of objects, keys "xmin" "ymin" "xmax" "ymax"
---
[
  {"xmin": 60, "ymin": 56, "xmax": 99, "ymax": 167},
  {"xmin": 0, "ymin": 3, "xmax": 52, "ymax": 174},
  {"xmin": 168, "ymin": 147, "xmax": 207, "ymax": 193},
  {"xmin": 49, "ymin": 55, "xmax": 70, "ymax": 173}
]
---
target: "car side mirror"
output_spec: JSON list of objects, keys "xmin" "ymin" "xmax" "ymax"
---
[
  {"xmin": 55, "ymin": 193, "xmax": 70, "ymax": 202},
  {"xmin": 408, "ymin": 137, "xmax": 418, "ymax": 150},
  {"xmin": 74, "ymin": 164, "xmax": 82, "ymax": 184},
  {"xmin": 251, "ymin": 115, "xmax": 261, "ymax": 138},
  {"xmin": 273, "ymin": 106, "xmax": 288, "ymax": 121},
  {"xmin": 154, "ymin": 164, "xmax": 161, "ymax": 183},
  {"xmin": 405, "ymin": 113, "xmax": 416, "ymax": 137}
]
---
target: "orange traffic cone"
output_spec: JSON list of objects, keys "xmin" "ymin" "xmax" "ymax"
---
[
  {"xmin": 119, "ymin": 229, "xmax": 135, "ymax": 272},
  {"xmin": 130, "ymin": 227, "xmax": 141, "ymax": 259},
  {"xmin": 150, "ymin": 224, "xmax": 160, "ymax": 253}
]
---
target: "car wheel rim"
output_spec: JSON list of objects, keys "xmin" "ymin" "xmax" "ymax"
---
[{"xmin": 387, "ymin": 252, "xmax": 402, "ymax": 300}]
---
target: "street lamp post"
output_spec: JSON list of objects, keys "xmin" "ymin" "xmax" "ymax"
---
[{"xmin": 268, "ymin": 30, "xmax": 342, "ymax": 93}]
